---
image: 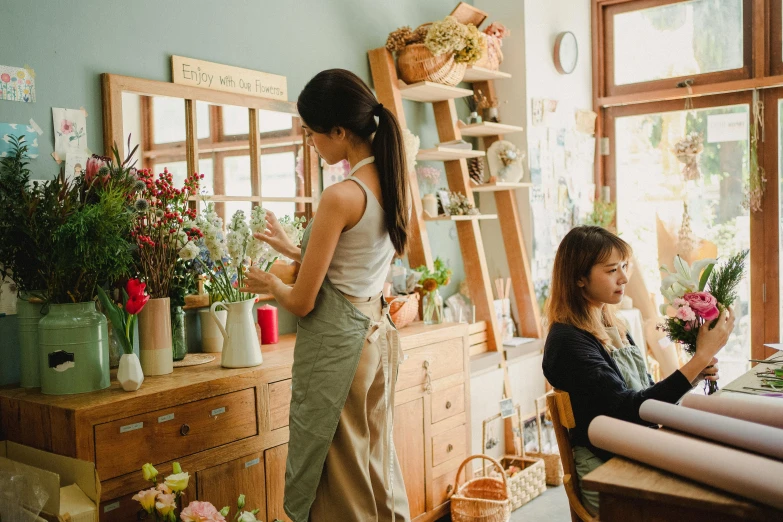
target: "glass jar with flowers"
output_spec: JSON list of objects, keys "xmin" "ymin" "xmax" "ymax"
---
[
  {"xmin": 131, "ymin": 167, "xmax": 202, "ymax": 376},
  {"xmin": 168, "ymin": 257, "xmax": 201, "ymax": 361},
  {"xmin": 415, "ymin": 257, "xmax": 452, "ymax": 325},
  {"xmin": 184, "ymin": 204, "xmax": 304, "ymax": 368}
]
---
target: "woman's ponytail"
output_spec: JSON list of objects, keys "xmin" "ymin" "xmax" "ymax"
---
[{"xmin": 372, "ymin": 106, "xmax": 409, "ymax": 255}]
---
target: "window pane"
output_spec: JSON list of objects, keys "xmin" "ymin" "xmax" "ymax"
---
[
  {"xmin": 154, "ymin": 159, "xmax": 214, "ymax": 195},
  {"xmin": 615, "ymin": 104, "xmax": 750, "ymax": 385},
  {"xmin": 196, "ymin": 101, "xmax": 210, "ymax": 140},
  {"xmin": 613, "ymin": 0, "xmax": 743, "ymax": 86},
  {"xmin": 258, "ymin": 109, "xmax": 293, "ymax": 134},
  {"xmin": 222, "ymin": 105, "xmax": 249, "ymax": 137},
  {"xmin": 223, "ymin": 155, "xmax": 252, "ymax": 196},
  {"xmin": 262, "ymin": 201, "xmax": 296, "ymax": 218},
  {"xmin": 224, "ymin": 201, "xmax": 253, "ymax": 221},
  {"xmin": 152, "ymin": 96, "xmax": 187, "ymax": 144},
  {"xmin": 261, "ymin": 151, "xmax": 299, "ymax": 198}
]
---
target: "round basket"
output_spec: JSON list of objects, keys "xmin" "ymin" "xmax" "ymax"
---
[
  {"xmin": 451, "ymin": 455, "xmax": 511, "ymax": 522},
  {"xmin": 386, "ymin": 293, "xmax": 420, "ymax": 329},
  {"xmin": 474, "ymin": 35, "xmax": 503, "ymax": 71},
  {"xmin": 398, "ymin": 43, "xmax": 467, "ymax": 86}
]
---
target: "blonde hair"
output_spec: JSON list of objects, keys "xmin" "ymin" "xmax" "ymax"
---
[{"xmin": 545, "ymin": 226, "xmax": 632, "ymax": 348}]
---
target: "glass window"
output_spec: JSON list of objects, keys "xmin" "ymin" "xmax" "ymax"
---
[
  {"xmin": 222, "ymin": 105, "xmax": 249, "ymax": 137},
  {"xmin": 153, "ymin": 158, "xmax": 214, "ymax": 195},
  {"xmin": 152, "ymin": 96, "xmax": 186, "ymax": 144},
  {"xmin": 261, "ymin": 201, "xmax": 296, "ymax": 218},
  {"xmin": 615, "ymin": 103, "xmax": 750, "ymax": 385},
  {"xmin": 224, "ymin": 201, "xmax": 253, "ymax": 221},
  {"xmin": 223, "ymin": 155, "xmax": 252, "ymax": 196},
  {"xmin": 196, "ymin": 101, "xmax": 210, "ymax": 140},
  {"xmin": 261, "ymin": 151, "xmax": 298, "ymax": 198},
  {"xmin": 258, "ymin": 109, "xmax": 294, "ymax": 134},
  {"xmin": 613, "ymin": 0, "xmax": 744, "ymax": 86}
]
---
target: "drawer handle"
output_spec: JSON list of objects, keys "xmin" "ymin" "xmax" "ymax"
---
[
  {"xmin": 445, "ymin": 401, "xmax": 452, "ymax": 409},
  {"xmin": 447, "ymin": 443, "xmax": 454, "ymax": 453},
  {"xmin": 180, "ymin": 424, "xmax": 190, "ymax": 436},
  {"xmin": 423, "ymin": 360, "xmax": 433, "ymax": 394}
]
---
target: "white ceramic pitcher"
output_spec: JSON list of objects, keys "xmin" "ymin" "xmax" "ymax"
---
[{"xmin": 209, "ymin": 298, "xmax": 263, "ymax": 368}]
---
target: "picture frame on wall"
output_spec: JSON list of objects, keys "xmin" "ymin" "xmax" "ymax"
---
[{"xmin": 437, "ymin": 190, "xmax": 451, "ymax": 216}]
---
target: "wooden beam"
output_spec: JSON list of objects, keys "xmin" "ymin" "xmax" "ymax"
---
[
  {"xmin": 185, "ymin": 99, "xmax": 199, "ymax": 184},
  {"xmin": 101, "ymin": 73, "xmax": 124, "ymax": 158},
  {"xmin": 249, "ymin": 108, "xmax": 260, "ymax": 201}
]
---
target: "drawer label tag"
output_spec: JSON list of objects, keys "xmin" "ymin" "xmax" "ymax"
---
[
  {"xmin": 211, "ymin": 407, "xmax": 226, "ymax": 417},
  {"xmin": 158, "ymin": 413, "xmax": 175, "ymax": 423},
  {"xmin": 245, "ymin": 457, "xmax": 260, "ymax": 468},
  {"xmin": 120, "ymin": 422, "xmax": 143, "ymax": 433},
  {"xmin": 104, "ymin": 501, "xmax": 120, "ymax": 513}
]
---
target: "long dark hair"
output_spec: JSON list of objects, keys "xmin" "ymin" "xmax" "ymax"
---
[
  {"xmin": 297, "ymin": 69, "xmax": 409, "ymax": 255},
  {"xmin": 546, "ymin": 226, "xmax": 632, "ymax": 346}
]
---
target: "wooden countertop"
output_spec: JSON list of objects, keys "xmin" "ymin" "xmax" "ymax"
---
[{"xmin": 0, "ymin": 321, "xmax": 468, "ymax": 412}]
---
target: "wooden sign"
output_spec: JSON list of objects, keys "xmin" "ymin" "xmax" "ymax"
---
[{"xmin": 171, "ymin": 55, "xmax": 287, "ymax": 101}]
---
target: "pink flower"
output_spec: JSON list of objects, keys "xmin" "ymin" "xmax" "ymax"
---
[
  {"xmin": 60, "ymin": 120, "xmax": 74, "ymax": 134},
  {"xmin": 682, "ymin": 291, "xmax": 720, "ymax": 321},
  {"xmin": 180, "ymin": 501, "xmax": 226, "ymax": 522},
  {"xmin": 155, "ymin": 492, "xmax": 177, "ymax": 516},
  {"xmin": 0, "ymin": 73, "xmax": 10, "ymax": 83},
  {"xmin": 132, "ymin": 487, "xmax": 158, "ymax": 513},
  {"xmin": 675, "ymin": 304, "xmax": 696, "ymax": 322}
]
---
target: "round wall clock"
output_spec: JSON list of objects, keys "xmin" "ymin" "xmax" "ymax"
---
[{"xmin": 554, "ymin": 31, "xmax": 578, "ymax": 75}]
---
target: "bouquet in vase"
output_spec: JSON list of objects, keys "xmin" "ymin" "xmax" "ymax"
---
[
  {"xmin": 658, "ymin": 251, "xmax": 748, "ymax": 394},
  {"xmin": 183, "ymin": 204, "xmax": 305, "ymax": 303},
  {"xmin": 415, "ymin": 257, "xmax": 452, "ymax": 325}
]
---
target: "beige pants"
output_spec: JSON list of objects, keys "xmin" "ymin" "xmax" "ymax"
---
[{"xmin": 310, "ymin": 294, "xmax": 411, "ymax": 522}]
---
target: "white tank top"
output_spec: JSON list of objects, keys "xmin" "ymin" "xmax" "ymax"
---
[{"xmin": 326, "ymin": 156, "xmax": 396, "ymax": 297}]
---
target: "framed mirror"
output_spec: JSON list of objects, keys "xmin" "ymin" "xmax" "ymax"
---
[{"xmin": 104, "ymin": 73, "xmax": 319, "ymax": 288}]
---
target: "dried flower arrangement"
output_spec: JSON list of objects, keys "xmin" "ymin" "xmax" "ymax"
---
[
  {"xmin": 446, "ymin": 191, "xmax": 480, "ymax": 216},
  {"xmin": 386, "ymin": 16, "xmax": 486, "ymax": 65},
  {"xmin": 743, "ymin": 100, "xmax": 766, "ymax": 212},
  {"xmin": 672, "ymin": 132, "xmax": 704, "ymax": 182}
]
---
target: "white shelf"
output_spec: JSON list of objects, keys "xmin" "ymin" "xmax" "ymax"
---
[
  {"xmin": 458, "ymin": 121, "xmax": 524, "ymax": 137},
  {"xmin": 423, "ymin": 213, "xmax": 497, "ymax": 222},
  {"xmin": 398, "ymin": 80, "xmax": 473, "ymax": 102},
  {"xmin": 462, "ymin": 66, "xmax": 512, "ymax": 82},
  {"xmin": 416, "ymin": 147, "xmax": 485, "ymax": 161},
  {"xmin": 470, "ymin": 181, "xmax": 532, "ymax": 192}
]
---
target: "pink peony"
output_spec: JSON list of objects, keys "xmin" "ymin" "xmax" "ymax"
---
[
  {"xmin": 180, "ymin": 501, "xmax": 226, "ymax": 522},
  {"xmin": 675, "ymin": 304, "xmax": 696, "ymax": 322},
  {"xmin": 682, "ymin": 292, "xmax": 720, "ymax": 321}
]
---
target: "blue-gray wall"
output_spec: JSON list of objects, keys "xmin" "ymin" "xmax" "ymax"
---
[{"xmin": 0, "ymin": 0, "xmax": 468, "ymax": 385}]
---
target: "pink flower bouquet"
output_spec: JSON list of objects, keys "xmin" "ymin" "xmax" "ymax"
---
[{"xmin": 658, "ymin": 251, "xmax": 748, "ymax": 394}]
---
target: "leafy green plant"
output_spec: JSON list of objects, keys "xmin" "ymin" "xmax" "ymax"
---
[
  {"xmin": 582, "ymin": 200, "xmax": 616, "ymax": 230},
  {"xmin": 414, "ymin": 257, "xmax": 452, "ymax": 292}
]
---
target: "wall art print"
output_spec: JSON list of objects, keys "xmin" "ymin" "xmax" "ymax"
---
[{"xmin": 0, "ymin": 65, "xmax": 36, "ymax": 103}]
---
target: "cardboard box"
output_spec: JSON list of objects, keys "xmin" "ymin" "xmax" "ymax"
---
[{"xmin": 0, "ymin": 441, "xmax": 100, "ymax": 522}]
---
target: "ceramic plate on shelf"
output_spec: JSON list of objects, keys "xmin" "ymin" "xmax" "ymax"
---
[{"xmin": 486, "ymin": 140, "xmax": 524, "ymax": 183}]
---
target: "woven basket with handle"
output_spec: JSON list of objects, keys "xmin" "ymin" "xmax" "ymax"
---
[
  {"xmin": 527, "ymin": 393, "xmax": 564, "ymax": 486},
  {"xmin": 451, "ymin": 454, "xmax": 511, "ymax": 522},
  {"xmin": 397, "ymin": 43, "xmax": 467, "ymax": 86},
  {"xmin": 386, "ymin": 293, "xmax": 419, "ymax": 329}
]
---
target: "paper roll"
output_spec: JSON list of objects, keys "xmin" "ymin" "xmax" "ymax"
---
[
  {"xmin": 588, "ymin": 416, "xmax": 783, "ymax": 510},
  {"xmin": 640, "ymin": 400, "xmax": 783, "ymax": 460},
  {"xmin": 681, "ymin": 393, "xmax": 783, "ymax": 430}
]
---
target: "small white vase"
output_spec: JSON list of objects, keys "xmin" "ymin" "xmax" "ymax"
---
[
  {"xmin": 210, "ymin": 298, "xmax": 263, "ymax": 368},
  {"xmin": 117, "ymin": 353, "xmax": 144, "ymax": 391},
  {"xmin": 200, "ymin": 308, "xmax": 227, "ymax": 353}
]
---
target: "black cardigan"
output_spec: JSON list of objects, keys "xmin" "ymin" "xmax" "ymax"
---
[{"xmin": 542, "ymin": 322, "xmax": 692, "ymax": 461}]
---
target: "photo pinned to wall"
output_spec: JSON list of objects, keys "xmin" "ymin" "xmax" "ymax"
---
[
  {"xmin": 64, "ymin": 152, "xmax": 90, "ymax": 183},
  {"xmin": 0, "ymin": 121, "xmax": 41, "ymax": 158},
  {"xmin": 0, "ymin": 65, "xmax": 36, "ymax": 103},
  {"xmin": 575, "ymin": 109, "xmax": 597, "ymax": 135},
  {"xmin": 321, "ymin": 158, "xmax": 350, "ymax": 189},
  {"xmin": 531, "ymin": 98, "xmax": 544, "ymax": 127},
  {"xmin": 52, "ymin": 107, "xmax": 88, "ymax": 160}
]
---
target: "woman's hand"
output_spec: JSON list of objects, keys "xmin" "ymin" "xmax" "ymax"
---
[
  {"xmin": 240, "ymin": 266, "xmax": 282, "ymax": 296},
  {"xmin": 694, "ymin": 307, "xmax": 735, "ymax": 363},
  {"xmin": 691, "ymin": 357, "xmax": 719, "ymax": 386},
  {"xmin": 253, "ymin": 209, "xmax": 299, "ymax": 261}
]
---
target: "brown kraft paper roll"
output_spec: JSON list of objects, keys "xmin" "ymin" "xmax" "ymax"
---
[{"xmin": 681, "ymin": 393, "xmax": 783, "ymax": 430}]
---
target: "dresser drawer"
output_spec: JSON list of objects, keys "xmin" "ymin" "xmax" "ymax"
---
[
  {"xmin": 268, "ymin": 379, "xmax": 292, "ymax": 430},
  {"xmin": 432, "ymin": 424, "xmax": 467, "ymax": 468},
  {"xmin": 95, "ymin": 388, "xmax": 257, "ymax": 480},
  {"xmin": 430, "ymin": 469, "xmax": 457, "ymax": 510},
  {"xmin": 397, "ymin": 338, "xmax": 464, "ymax": 391},
  {"xmin": 431, "ymin": 384, "xmax": 465, "ymax": 424}
]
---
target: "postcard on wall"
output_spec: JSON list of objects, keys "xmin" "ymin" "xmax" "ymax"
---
[
  {"xmin": 64, "ymin": 152, "xmax": 90, "ymax": 183},
  {"xmin": 52, "ymin": 107, "xmax": 88, "ymax": 158},
  {"xmin": 575, "ymin": 109, "xmax": 597, "ymax": 135},
  {"xmin": 0, "ymin": 122, "xmax": 40, "ymax": 158},
  {"xmin": 531, "ymin": 98, "xmax": 545, "ymax": 127},
  {"xmin": 0, "ymin": 65, "xmax": 35, "ymax": 103}
]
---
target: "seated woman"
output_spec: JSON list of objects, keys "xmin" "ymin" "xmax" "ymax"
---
[{"xmin": 542, "ymin": 226, "xmax": 734, "ymax": 515}]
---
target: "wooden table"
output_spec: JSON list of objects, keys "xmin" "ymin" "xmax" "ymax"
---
[{"xmin": 582, "ymin": 457, "xmax": 781, "ymax": 521}]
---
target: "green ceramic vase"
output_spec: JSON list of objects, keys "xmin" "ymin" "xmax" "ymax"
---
[
  {"xmin": 17, "ymin": 297, "xmax": 46, "ymax": 388},
  {"xmin": 38, "ymin": 301, "xmax": 110, "ymax": 395}
]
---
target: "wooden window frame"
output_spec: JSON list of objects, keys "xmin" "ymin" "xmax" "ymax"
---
[{"xmin": 771, "ymin": 0, "xmax": 783, "ymax": 77}]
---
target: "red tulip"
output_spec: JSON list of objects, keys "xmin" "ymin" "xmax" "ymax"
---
[
  {"xmin": 126, "ymin": 278, "xmax": 146, "ymax": 299},
  {"xmin": 126, "ymin": 293, "xmax": 149, "ymax": 315}
]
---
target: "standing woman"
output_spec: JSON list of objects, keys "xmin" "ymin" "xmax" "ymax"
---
[
  {"xmin": 241, "ymin": 69, "xmax": 411, "ymax": 522},
  {"xmin": 542, "ymin": 226, "xmax": 733, "ymax": 515}
]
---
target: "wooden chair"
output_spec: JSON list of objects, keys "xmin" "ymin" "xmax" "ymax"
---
[{"xmin": 547, "ymin": 390, "xmax": 599, "ymax": 522}]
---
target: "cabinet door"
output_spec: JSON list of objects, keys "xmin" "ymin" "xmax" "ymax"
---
[
  {"xmin": 265, "ymin": 443, "xmax": 292, "ymax": 522},
  {"xmin": 394, "ymin": 397, "xmax": 426, "ymax": 519},
  {"xmin": 197, "ymin": 452, "xmax": 266, "ymax": 520}
]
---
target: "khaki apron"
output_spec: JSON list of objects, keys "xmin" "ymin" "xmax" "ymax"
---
[
  {"xmin": 284, "ymin": 220, "xmax": 409, "ymax": 522},
  {"xmin": 574, "ymin": 326, "xmax": 650, "ymax": 515}
]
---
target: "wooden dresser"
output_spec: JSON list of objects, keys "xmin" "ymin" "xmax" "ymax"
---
[{"xmin": 0, "ymin": 321, "xmax": 470, "ymax": 522}]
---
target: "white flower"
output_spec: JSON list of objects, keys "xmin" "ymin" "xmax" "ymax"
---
[
  {"xmin": 178, "ymin": 241, "xmax": 200, "ymax": 261},
  {"xmin": 659, "ymin": 255, "xmax": 716, "ymax": 314},
  {"xmin": 226, "ymin": 210, "xmax": 251, "ymax": 262},
  {"xmin": 236, "ymin": 511, "xmax": 259, "ymax": 522},
  {"xmin": 401, "ymin": 128, "xmax": 420, "ymax": 171}
]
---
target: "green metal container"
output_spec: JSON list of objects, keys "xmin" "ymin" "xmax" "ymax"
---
[
  {"xmin": 17, "ymin": 297, "xmax": 46, "ymax": 388},
  {"xmin": 38, "ymin": 301, "xmax": 110, "ymax": 395}
]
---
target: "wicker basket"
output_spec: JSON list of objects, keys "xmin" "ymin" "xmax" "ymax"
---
[
  {"xmin": 397, "ymin": 43, "xmax": 467, "ymax": 86},
  {"xmin": 527, "ymin": 394, "xmax": 564, "ymax": 486},
  {"xmin": 451, "ymin": 455, "xmax": 511, "ymax": 522},
  {"xmin": 386, "ymin": 293, "xmax": 419, "ymax": 329},
  {"xmin": 473, "ymin": 34, "xmax": 504, "ymax": 71}
]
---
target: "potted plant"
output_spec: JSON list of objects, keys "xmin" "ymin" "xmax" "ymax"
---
[
  {"xmin": 414, "ymin": 257, "xmax": 452, "ymax": 325},
  {"xmin": 130, "ymin": 167, "xmax": 202, "ymax": 376}
]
